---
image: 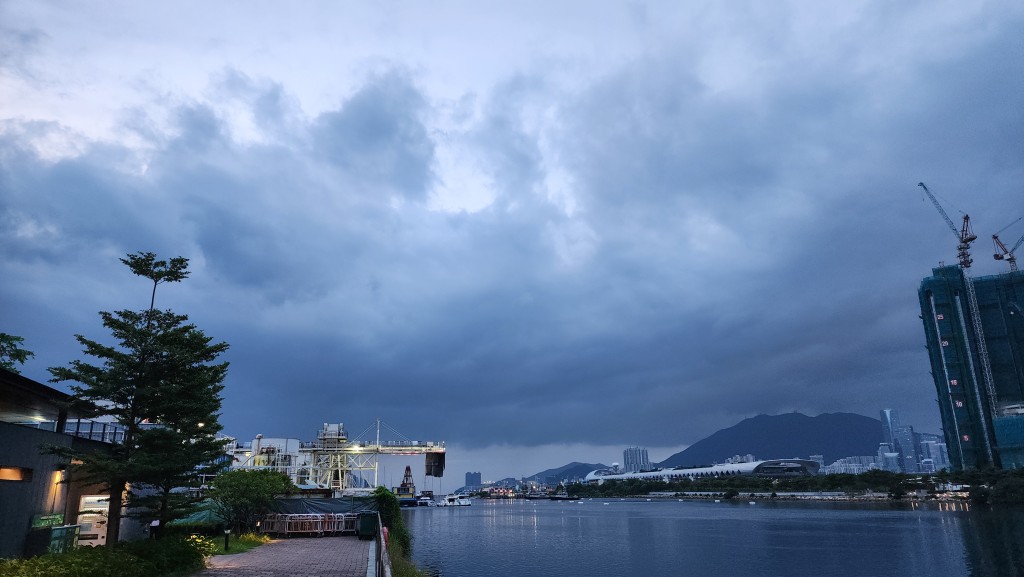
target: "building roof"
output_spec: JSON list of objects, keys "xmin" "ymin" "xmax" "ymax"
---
[{"xmin": 0, "ymin": 367, "xmax": 79, "ymax": 425}]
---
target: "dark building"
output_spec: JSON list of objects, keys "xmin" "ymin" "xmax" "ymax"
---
[
  {"xmin": 465, "ymin": 471, "xmax": 482, "ymax": 488},
  {"xmin": 0, "ymin": 368, "xmax": 116, "ymax": 557},
  {"xmin": 919, "ymin": 266, "xmax": 1024, "ymax": 470}
]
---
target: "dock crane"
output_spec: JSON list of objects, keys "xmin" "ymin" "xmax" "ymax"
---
[
  {"xmin": 917, "ymin": 181, "xmax": 997, "ymax": 463},
  {"xmin": 992, "ymin": 216, "xmax": 1023, "ymax": 272}
]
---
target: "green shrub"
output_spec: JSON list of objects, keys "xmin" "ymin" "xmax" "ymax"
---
[
  {"xmin": 374, "ymin": 487, "xmax": 412, "ymax": 554},
  {"xmin": 0, "ymin": 536, "xmax": 207, "ymax": 577},
  {"xmin": 162, "ymin": 521, "xmax": 222, "ymax": 538},
  {"xmin": 0, "ymin": 546, "xmax": 147, "ymax": 577}
]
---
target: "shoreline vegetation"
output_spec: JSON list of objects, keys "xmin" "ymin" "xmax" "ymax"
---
[{"xmin": 562, "ymin": 468, "xmax": 1024, "ymax": 505}]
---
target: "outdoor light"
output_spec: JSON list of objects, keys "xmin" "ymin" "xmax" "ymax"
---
[{"xmin": 224, "ymin": 528, "xmax": 231, "ymax": 551}]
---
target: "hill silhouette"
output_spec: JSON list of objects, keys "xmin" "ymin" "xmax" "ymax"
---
[
  {"xmin": 527, "ymin": 462, "xmax": 608, "ymax": 483},
  {"xmin": 657, "ymin": 412, "xmax": 882, "ymax": 467}
]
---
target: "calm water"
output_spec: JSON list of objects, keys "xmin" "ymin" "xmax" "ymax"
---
[{"xmin": 403, "ymin": 498, "xmax": 1024, "ymax": 577}]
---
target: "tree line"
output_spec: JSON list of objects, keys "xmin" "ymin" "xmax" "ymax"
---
[{"xmin": 567, "ymin": 468, "xmax": 1024, "ymax": 503}]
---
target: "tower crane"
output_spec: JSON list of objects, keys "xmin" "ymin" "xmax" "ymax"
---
[
  {"xmin": 917, "ymin": 181, "xmax": 997, "ymax": 463},
  {"xmin": 992, "ymin": 216, "xmax": 1024, "ymax": 272},
  {"xmin": 917, "ymin": 182, "xmax": 977, "ymax": 268}
]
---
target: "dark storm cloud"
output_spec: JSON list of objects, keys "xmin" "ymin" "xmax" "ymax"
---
[
  {"xmin": 2, "ymin": 3, "xmax": 1023, "ymax": 461},
  {"xmin": 312, "ymin": 71, "xmax": 436, "ymax": 200}
]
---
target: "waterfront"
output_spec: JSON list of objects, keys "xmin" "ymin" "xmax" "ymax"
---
[{"xmin": 404, "ymin": 498, "xmax": 1024, "ymax": 577}]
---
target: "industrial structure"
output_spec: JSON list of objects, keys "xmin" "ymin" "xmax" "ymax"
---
[
  {"xmin": 916, "ymin": 183, "xmax": 1024, "ymax": 470},
  {"xmin": 226, "ymin": 420, "xmax": 446, "ymax": 496},
  {"xmin": 584, "ymin": 459, "xmax": 821, "ymax": 484}
]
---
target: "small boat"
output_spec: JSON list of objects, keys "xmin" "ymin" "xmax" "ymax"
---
[
  {"xmin": 549, "ymin": 492, "xmax": 580, "ymax": 501},
  {"xmin": 438, "ymin": 493, "xmax": 472, "ymax": 506}
]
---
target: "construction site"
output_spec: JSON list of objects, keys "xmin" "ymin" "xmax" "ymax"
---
[
  {"xmin": 916, "ymin": 183, "xmax": 1024, "ymax": 470},
  {"xmin": 224, "ymin": 420, "xmax": 446, "ymax": 496}
]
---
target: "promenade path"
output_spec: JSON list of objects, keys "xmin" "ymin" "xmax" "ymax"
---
[{"xmin": 197, "ymin": 536, "xmax": 372, "ymax": 577}]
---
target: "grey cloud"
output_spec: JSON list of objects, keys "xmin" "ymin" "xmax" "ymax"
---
[
  {"xmin": 312, "ymin": 71, "xmax": 435, "ymax": 200},
  {"xmin": 3, "ymin": 5, "xmax": 1023, "ymax": 460}
]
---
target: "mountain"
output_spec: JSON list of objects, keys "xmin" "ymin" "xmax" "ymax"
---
[
  {"xmin": 526, "ymin": 462, "xmax": 608, "ymax": 483},
  {"xmin": 658, "ymin": 412, "xmax": 882, "ymax": 468}
]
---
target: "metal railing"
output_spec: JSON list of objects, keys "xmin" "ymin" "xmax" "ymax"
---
[{"xmin": 374, "ymin": 513, "xmax": 392, "ymax": 577}]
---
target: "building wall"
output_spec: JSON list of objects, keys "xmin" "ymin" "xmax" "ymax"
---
[
  {"xmin": 919, "ymin": 267, "xmax": 1024, "ymax": 470},
  {"xmin": 0, "ymin": 421, "xmax": 74, "ymax": 558},
  {"xmin": 994, "ymin": 415, "xmax": 1024, "ymax": 469}
]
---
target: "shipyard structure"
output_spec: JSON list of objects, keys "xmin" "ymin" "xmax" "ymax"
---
[
  {"xmin": 225, "ymin": 421, "xmax": 446, "ymax": 496},
  {"xmin": 919, "ymin": 266, "xmax": 1024, "ymax": 470}
]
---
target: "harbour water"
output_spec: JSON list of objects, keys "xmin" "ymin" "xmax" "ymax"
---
[{"xmin": 404, "ymin": 498, "xmax": 1024, "ymax": 577}]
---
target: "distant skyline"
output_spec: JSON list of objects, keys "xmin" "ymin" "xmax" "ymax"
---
[{"xmin": 2, "ymin": 1, "xmax": 1023, "ymax": 483}]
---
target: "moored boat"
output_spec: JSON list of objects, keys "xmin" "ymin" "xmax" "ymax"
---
[{"xmin": 438, "ymin": 493, "xmax": 472, "ymax": 506}]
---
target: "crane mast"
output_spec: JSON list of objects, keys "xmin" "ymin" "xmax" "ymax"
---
[{"xmin": 917, "ymin": 182, "xmax": 998, "ymax": 462}]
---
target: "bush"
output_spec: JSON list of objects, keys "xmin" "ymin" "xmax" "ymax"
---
[
  {"xmin": 163, "ymin": 521, "xmax": 222, "ymax": 538},
  {"xmin": 0, "ymin": 546, "xmax": 148, "ymax": 577},
  {"xmin": 0, "ymin": 536, "xmax": 207, "ymax": 577},
  {"xmin": 374, "ymin": 487, "xmax": 412, "ymax": 554},
  {"xmin": 990, "ymin": 475, "xmax": 1024, "ymax": 504}
]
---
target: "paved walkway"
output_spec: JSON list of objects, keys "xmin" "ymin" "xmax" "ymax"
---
[{"xmin": 197, "ymin": 536, "xmax": 371, "ymax": 577}]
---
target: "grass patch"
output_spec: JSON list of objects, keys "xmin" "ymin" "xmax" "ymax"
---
[
  {"xmin": 387, "ymin": 541, "xmax": 431, "ymax": 577},
  {"xmin": 212, "ymin": 533, "xmax": 271, "ymax": 556}
]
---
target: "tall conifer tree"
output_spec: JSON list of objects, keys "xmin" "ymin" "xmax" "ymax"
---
[{"xmin": 50, "ymin": 252, "xmax": 229, "ymax": 543}]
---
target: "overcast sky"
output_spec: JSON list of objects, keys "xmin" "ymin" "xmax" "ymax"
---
[{"xmin": 2, "ymin": 1, "xmax": 1022, "ymax": 491}]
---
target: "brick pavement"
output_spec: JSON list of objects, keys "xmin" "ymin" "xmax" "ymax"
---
[{"xmin": 197, "ymin": 536, "xmax": 371, "ymax": 577}]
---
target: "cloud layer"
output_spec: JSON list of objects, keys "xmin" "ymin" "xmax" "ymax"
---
[{"xmin": 2, "ymin": 1, "xmax": 1023, "ymax": 479}]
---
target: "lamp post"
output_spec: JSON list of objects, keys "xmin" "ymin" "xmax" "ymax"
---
[{"xmin": 224, "ymin": 528, "xmax": 231, "ymax": 552}]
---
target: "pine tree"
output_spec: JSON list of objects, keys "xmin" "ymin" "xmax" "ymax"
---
[
  {"xmin": 0, "ymin": 332, "xmax": 34, "ymax": 373},
  {"xmin": 49, "ymin": 252, "xmax": 229, "ymax": 543}
]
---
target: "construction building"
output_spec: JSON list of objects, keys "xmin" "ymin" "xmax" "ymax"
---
[
  {"xmin": 919, "ymin": 266, "xmax": 1024, "ymax": 469},
  {"xmin": 915, "ymin": 183, "xmax": 1024, "ymax": 470}
]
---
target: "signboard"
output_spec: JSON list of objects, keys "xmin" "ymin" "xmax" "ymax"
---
[{"xmin": 31, "ymin": 513, "xmax": 65, "ymax": 528}]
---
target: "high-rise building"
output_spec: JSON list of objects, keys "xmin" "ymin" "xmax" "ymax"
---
[
  {"xmin": 893, "ymin": 425, "xmax": 919, "ymax": 473},
  {"xmin": 877, "ymin": 444, "xmax": 901, "ymax": 473},
  {"xmin": 919, "ymin": 266, "xmax": 1024, "ymax": 470},
  {"xmin": 919, "ymin": 440, "xmax": 950, "ymax": 471},
  {"xmin": 623, "ymin": 447, "xmax": 650, "ymax": 473},
  {"xmin": 465, "ymin": 471, "xmax": 482, "ymax": 488},
  {"xmin": 879, "ymin": 409, "xmax": 900, "ymax": 450}
]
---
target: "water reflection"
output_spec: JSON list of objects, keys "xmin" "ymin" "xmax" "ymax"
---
[
  {"xmin": 404, "ymin": 500, "xmax": 1024, "ymax": 577},
  {"xmin": 959, "ymin": 508, "xmax": 1024, "ymax": 576}
]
